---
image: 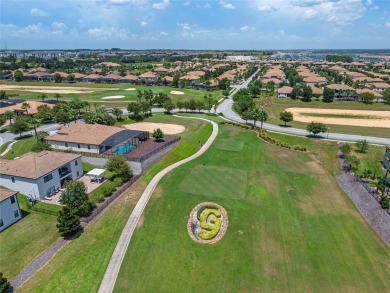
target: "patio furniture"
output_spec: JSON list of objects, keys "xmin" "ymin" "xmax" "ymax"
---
[{"xmin": 87, "ymin": 168, "xmax": 106, "ymax": 184}]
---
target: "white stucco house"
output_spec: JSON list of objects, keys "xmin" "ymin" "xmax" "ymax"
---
[
  {"xmin": 0, "ymin": 189, "xmax": 22, "ymax": 232},
  {"xmin": 0, "ymin": 151, "xmax": 83, "ymax": 201}
]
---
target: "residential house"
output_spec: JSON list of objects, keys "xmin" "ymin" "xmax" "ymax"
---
[
  {"xmin": 119, "ymin": 74, "xmax": 139, "ymax": 84},
  {"xmin": 82, "ymin": 74, "xmax": 102, "ymax": 83},
  {"xmin": 277, "ymin": 86, "xmax": 293, "ymax": 98},
  {"xmin": 46, "ymin": 123, "xmax": 148, "ymax": 154},
  {"xmin": 0, "ymin": 101, "xmax": 54, "ymax": 117},
  {"xmin": 0, "ymin": 189, "xmax": 22, "ymax": 232},
  {"xmin": 139, "ymin": 72, "xmax": 157, "ymax": 84},
  {"xmin": 0, "ymin": 151, "xmax": 83, "ymax": 200}
]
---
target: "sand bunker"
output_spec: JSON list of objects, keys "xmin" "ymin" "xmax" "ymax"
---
[
  {"xmin": 101, "ymin": 95, "xmax": 125, "ymax": 100},
  {"xmin": 286, "ymin": 108, "xmax": 390, "ymax": 128},
  {"xmin": 125, "ymin": 88, "xmax": 137, "ymax": 91},
  {"xmin": 124, "ymin": 122, "xmax": 185, "ymax": 134},
  {"xmin": 0, "ymin": 84, "xmax": 95, "ymax": 94},
  {"xmin": 170, "ymin": 91, "xmax": 185, "ymax": 95}
]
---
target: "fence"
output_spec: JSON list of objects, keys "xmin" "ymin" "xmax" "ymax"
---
[
  {"xmin": 353, "ymin": 174, "xmax": 390, "ymax": 214},
  {"xmin": 80, "ymin": 175, "xmax": 141, "ymax": 223},
  {"xmin": 128, "ymin": 137, "xmax": 181, "ymax": 162},
  {"xmin": 27, "ymin": 204, "xmax": 59, "ymax": 216}
]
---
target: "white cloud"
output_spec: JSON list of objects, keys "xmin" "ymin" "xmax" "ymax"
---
[
  {"xmin": 256, "ymin": 0, "xmax": 366, "ymax": 25},
  {"xmin": 159, "ymin": 31, "xmax": 168, "ymax": 36},
  {"xmin": 197, "ymin": 3, "xmax": 211, "ymax": 9},
  {"xmin": 385, "ymin": 22, "xmax": 390, "ymax": 27},
  {"xmin": 366, "ymin": 0, "xmax": 373, "ymax": 5},
  {"xmin": 183, "ymin": 1, "xmax": 191, "ymax": 6},
  {"xmin": 104, "ymin": 0, "xmax": 147, "ymax": 5},
  {"xmin": 152, "ymin": 0, "xmax": 170, "ymax": 10},
  {"xmin": 87, "ymin": 27, "xmax": 134, "ymax": 39},
  {"xmin": 257, "ymin": 5, "xmax": 278, "ymax": 12},
  {"xmin": 177, "ymin": 22, "xmax": 191, "ymax": 30},
  {"xmin": 140, "ymin": 21, "xmax": 148, "ymax": 27},
  {"xmin": 30, "ymin": 8, "xmax": 48, "ymax": 17},
  {"xmin": 240, "ymin": 25, "xmax": 255, "ymax": 31},
  {"xmin": 220, "ymin": 1, "xmax": 235, "ymax": 9},
  {"xmin": 51, "ymin": 22, "xmax": 67, "ymax": 31}
]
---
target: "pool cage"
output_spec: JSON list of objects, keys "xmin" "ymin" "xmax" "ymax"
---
[{"xmin": 105, "ymin": 131, "xmax": 149, "ymax": 155}]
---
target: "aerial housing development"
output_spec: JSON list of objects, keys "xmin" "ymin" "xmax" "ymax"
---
[{"xmin": 0, "ymin": 0, "xmax": 389, "ymax": 293}]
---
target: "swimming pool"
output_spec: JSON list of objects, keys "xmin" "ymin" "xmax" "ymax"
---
[{"xmin": 115, "ymin": 144, "xmax": 136, "ymax": 154}]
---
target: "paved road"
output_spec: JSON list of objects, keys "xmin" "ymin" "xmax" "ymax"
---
[
  {"xmin": 0, "ymin": 120, "xmax": 83, "ymax": 146},
  {"xmin": 98, "ymin": 116, "xmax": 219, "ymax": 293},
  {"xmin": 217, "ymin": 72, "xmax": 390, "ymax": 146}
]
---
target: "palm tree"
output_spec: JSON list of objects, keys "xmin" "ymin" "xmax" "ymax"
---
[
  {"xmin": 29, "ymin": 117, "xmax": 41, "ymax": 140},
  {"xmin": 21, "ymin": 102, "xmax": 31, "ymax": 115},
  {"xmin": 251, "ymin": 108, "xmax": 268, "ymax": 129},
  {"xmin": 53, "ymin": 93, "xmax": 62, "ymax": 102},
  {"xmin": 39, "ymin": 94, "xmax": 48, "ymax": 102},
  {"xmin": 4, "ymin": 111, "xmax": 15, "ymax": 125}
]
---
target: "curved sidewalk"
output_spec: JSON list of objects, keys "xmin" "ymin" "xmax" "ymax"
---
[{"xmin": 98, "ymin": 116, "xmax": 219, "ymax": 293}]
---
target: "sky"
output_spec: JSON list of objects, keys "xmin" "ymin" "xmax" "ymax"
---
[{"xmin": 0, "ymin": 0, "xmax": 389, "ymax": 50}]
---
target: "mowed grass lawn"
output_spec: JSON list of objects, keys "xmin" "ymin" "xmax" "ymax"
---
[
  {"xmin": 261, "ymin": 97, "xmax": 390, "ymax": 138},
  {"xmin": 16, "ymin": 115, "xmax": 214, "ymax": 293},
  {"xmin": 114, "ymin": 124, "xmax": 389, "ymax": 292},
  {"xmin": 2, "ymin": 81, "xmax": 222, "ymax": 108},
  {"xmin": 0, "ymin": 195, "xmax": 59, "ymax": 279},
  {"xmin": 2, "ymin": 136, "xmax": 35, "ymax": 159}
]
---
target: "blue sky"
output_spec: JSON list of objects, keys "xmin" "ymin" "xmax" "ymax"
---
[{"xmin": 1, "ymin": 0, "xmax": 389, "ymax": 49}]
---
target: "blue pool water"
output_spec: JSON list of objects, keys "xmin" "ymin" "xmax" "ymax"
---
[{"xmin": 115, "ymin": 144, "xmax": 136, "ymax": 154}]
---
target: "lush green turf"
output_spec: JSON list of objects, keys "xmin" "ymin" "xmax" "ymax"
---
[
  {"xmin": 3, "ymin": 136, "xmax": 35, "ymax": 159},
  {"xmin": 0, "ymin": 195, "xmax": 59, "ymax": 279},
  {"xmin": 0, "ymin": 141, "xmax": 12, "ymax": 155},
  {"xmin": 179, "ymin": 165, "xmax": 247, "ymax": 199},
  {"xmin": 2, "ymin": 81, "xmax": 222, "ymax": 108},
  {"xmin": 353, "ymin": 145, "xmax": 386, "ymax": 178},
  {"xmin": 113, "ymin": 124, "xmax": 389, "ymax": 292},
  {"xmin": 17, "ymin": 115, "xmax": 214, "ymax": 293},
  {"xmin": 215, "ymin": 138, "xmax": 244, "ymax": 152},
  {"xmin": 260, "ymin": 97, "xmax": 390, "ymax": 138}
]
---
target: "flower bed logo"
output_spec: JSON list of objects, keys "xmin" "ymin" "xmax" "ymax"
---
[{"xmin": 187, "ymin": 202, "xmax": 228, "ymax": 244}]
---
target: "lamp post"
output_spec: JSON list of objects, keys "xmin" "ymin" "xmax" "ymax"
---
[{"xmin": 327, "ymin": 127, "xmax": 330, "ymax": 139}]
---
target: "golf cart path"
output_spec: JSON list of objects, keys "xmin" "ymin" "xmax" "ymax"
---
[
  {"xmin": 0, "ymin": 141, "xmax": 16, "ymax": 156},
  {"xmin": 98, "ymin": 116, "xmax": 219, "ymax": 293}
]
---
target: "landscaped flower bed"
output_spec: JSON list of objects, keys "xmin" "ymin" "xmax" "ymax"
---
[{"xmin": 187, "ymin": 202, "xmax": 228, "ymax": 244}]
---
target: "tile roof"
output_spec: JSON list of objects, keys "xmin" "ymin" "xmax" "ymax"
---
[
  {"xmin": 46, "ymin": 123, "xmax": 126, "ymax": 145},
  {"xmin": 0, "ymin": 151, "xmax": 80, "ymax": 179},
  {"xmin": 0, "ymin": 189, "xmax": 17, "ymax": 203}
]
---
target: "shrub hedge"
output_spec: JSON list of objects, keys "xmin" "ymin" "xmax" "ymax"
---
[
  {"xmin": 198, "ymin": 208, "xmax": 222, "ymax": 240},
  {"xmin": 218, "ymin": 121, "xmax": 307, "ymax": 152}
]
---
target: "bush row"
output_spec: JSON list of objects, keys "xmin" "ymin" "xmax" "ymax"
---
[
  {"xmin": 218, "ymin": 121, "xmax": 307, "ymax": 152},
  {"xmin": 257, "ymin": 130, "xmax": 307, "ymax": 152}
]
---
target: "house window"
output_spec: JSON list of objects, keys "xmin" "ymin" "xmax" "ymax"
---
[
  {"xmin": 65, "ymin": 142, "xmax": 68, "ymax": 147},
  {"xmin": 10, "ymin": 195, "xmax": 15, "ymax": 204},
  {"xmin": 11, "ymin": 177, "xmax": 15, "ymax": 183},
  {"xmin": 77, "ymin": 144, "xmax": 81, "ymax": 149},
  {"xmin": 87, "ymin": 145, "xmax": 91, "ymax": 150},
  {"xmin": 14, "ymin": 210, "xmax": 19, "ymax": 218},
  {"xmin": 75, "ymin": 160, "xmax": 78, "ymax": 166},
  {"xmin": 44, "ymin": 173, "xmax": 53, "ymax": 183},
  {"xmin": 0, "ymin": 219, "xmax": 3, "ymax": 227},
  {"xmin": 77, "ymin": 171, "xmax": 80, "ymax": 177}
]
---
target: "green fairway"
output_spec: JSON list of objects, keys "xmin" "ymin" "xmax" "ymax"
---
[
  {"xmin": 179, "ymin": 165, "xmax": 247, "ymax": 199},
  {"xmin": 0, "ymin": 195, "xmax": 59, "ymax": 279},
  {"xmin": 113, "ymin": 124, "xmax": 389, "ymax": 292},
  {"xmin": 215, "ymin": 138, "xmax": 244, "ymax": 152},
  {"xmin": 16, "ymin": 115, "xmax": 214, "ymax": 293},
  {"xmin": 261, "ymin": 97, "xmax": 390, "ymax": 138},
  {"xmin": 2, "ymin": 81, "xmax": 222, "ymax": 107}
]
